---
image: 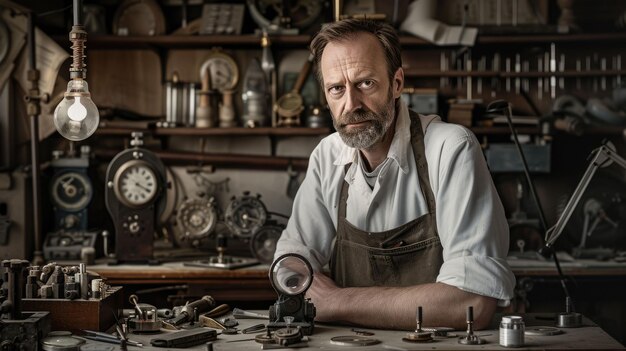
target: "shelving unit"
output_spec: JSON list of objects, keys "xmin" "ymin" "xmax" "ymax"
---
[{"xmin": 53, "ymin": 32, "xmax": 626, "ymax": 49}]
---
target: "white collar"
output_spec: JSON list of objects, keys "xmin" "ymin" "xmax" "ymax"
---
[{"xmin": 333, "ymin": 99, "xmax": 412, "ymax": 175}]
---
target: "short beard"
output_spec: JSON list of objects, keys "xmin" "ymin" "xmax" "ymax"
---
[{"xmin": 334, "ymin": 91, "xmax": 395, "ymax": 150}]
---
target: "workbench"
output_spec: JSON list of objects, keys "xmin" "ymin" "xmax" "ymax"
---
[{"xmin": 75, "ymin": 313, "xmax": 624, "ymax": 350}]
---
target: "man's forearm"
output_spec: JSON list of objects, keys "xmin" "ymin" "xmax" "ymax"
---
[{"xmin": 319, "ymin": 282, "xmax": 496, "ymax": 330}]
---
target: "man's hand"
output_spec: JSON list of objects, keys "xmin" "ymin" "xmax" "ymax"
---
[
  {"xmin": 306, "ymin": 273, "xmax": 341, "ymax": 322},
  {"xmin": 305, "ymin": 273, "xmax": 497, "ymax": 330}
]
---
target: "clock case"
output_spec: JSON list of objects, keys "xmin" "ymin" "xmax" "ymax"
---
[{"xmin": 105, "ymin": 134, "xmax": 168, "ymax": 263}]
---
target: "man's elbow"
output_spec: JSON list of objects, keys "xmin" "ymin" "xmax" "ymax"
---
[{"xmin": 472, "ymin": 295, "xmax": 497, "ymax": 330}]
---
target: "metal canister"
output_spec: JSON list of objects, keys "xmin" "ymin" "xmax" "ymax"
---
[{"xmin": 500, "ymin": 315, "xmax": 525, "ymax": 348}]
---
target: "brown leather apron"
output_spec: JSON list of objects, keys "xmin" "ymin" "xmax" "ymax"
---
[{"xmin": 330, "ymin": 111, "xmax": 444, "ymax": 287}]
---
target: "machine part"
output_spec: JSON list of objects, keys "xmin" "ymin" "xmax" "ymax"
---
[
  {"xmin": 220, "ymin": 317, "xmax": 238, "ymax": 328},
  {"xmin": 247, "ymin": 0, "xmax": 322, "ymax": 33},
  {"xmin": 199, "ymin": 49, "xmax": 239, "ymax": 92},
  {"xmin": 233, "ymin": 308, "xmax": 269, "ymax": 319},
  {"xmin": 150, "ymin": 329, "xmax": 217, "ymax": 348},
  {"xmin": 525, "ymin": 326, "xmax": 563, "ymax": 336},
  {"xmin": 205, "ymin": 304, "xmax": 230, "ymax": 318},
  {"xmin": 105, "ymin": 132, "xmax": 167, "ymax": 263},
  {"xmin": 556, "ymin": 312, "xmax": 582, "ymax": 328},
  {"xmin": 250, "ymin": 223, "xmax": 284, "ymax": 264},
  {"xmin": 199, "ymin": 3, "xmax": 245, "ymax": 35},
  {"xmin": 91, "ymin": 279, "xmax": 102, "ymax": 299},
  {"xmin": 351, "ymin": 328, "xmax": 374, "ymax": 336},
  {"xmin": 175, "ymin": 197, "xmax": 218, "ymax": 246},
  {"xmin": 275, "ymin": 54, "xmax": 314, "ymax": 127},
  {"xmin": 219, "ymin": 90, "xmax": 237, "ymax": 128},
  {"xmin": 500, "ymin": 315, "xmax": 525, "ymax": 348},
  {"xmin": 41, "ymin": 334, "xmax": 85, "ymax": 351},
  {"xmin": 222, "ymin": 328, "xmax": 238, "ymax": 335},
  {"xmin": 78, "ymin": 263, "xmax": 89, "ymax": 299},
  {"xmin": 458, "ymin": 306, "xmax": 486, "ymax": 345},
  {"xmin": 242, "ymin": 323, "xmax": 265, "ymax": 334},
  {"xmin": 242, "ymin": 58, "xmax": 271, "ymax": 128},
  {"xmin": 0, "ymin": 311, "xmax": 51, "ymax": 351},
  {"xmin": 199, "ymin": 316, "xmax": 226, "ymax": 329},
  {"xmin": 169, "ymin": 295, "xmax": 216, "ymax": 326},
  {"xmin": 255, "ymin": 330, "xmax": 275, "ymax": 344},
  {"xmin": 273, "ymin": 326, "xmax": 303, "ymax": 346},
  {"xmin": 2, "ymin": 259, "xmax": 30, "ymax": 319},
  {"xmin": 127, "ymin": 295, "xmax": 162, "ymax": 332},
  {"xmin": 330, "ymin": 336, "xmax": 381, "ymax": 346},
  {"xmin": 225, "ymin": 192, "xmax": 268, "ymax": 239},
  {"xmin": 422, "ymin": 327, "xmax": 455, "ymax": 337},
  {"xmin": 403, "ymin": 331, "xmax": 433, "ymax": 343},
  {"xmin": 43, "ymin": 230, "xmax": 99, "ymax": 261}
]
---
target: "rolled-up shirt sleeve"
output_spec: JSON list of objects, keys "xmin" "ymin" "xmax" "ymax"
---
[
  {"xmin": 431, "ymin": 127, "xmax": 516, "ymax": 303},
  {"xmin": 274, "ymin": 145, "xmax": 336, "ymax": 272}
]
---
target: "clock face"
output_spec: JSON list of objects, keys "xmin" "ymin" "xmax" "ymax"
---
[
  {"xmin": 200, "ymin": 51, "xmax": 239, "ymax": 91},
  {"xmin": 114, "ymin": 161, "xmax": 159, "ymax": 207},
  {"xmin": 51, "ymin": 171, "xmax": 92, "ymax": 211}
]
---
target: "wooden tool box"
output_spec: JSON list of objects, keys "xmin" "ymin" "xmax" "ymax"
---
[{"xmin": 23, "ymin": 286, "xmax": 123, "ymax": 333}]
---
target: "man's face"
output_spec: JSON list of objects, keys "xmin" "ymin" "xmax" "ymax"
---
[{"xmin": 320, "ymin": 32, "xmax": 403, "ymax": 150}]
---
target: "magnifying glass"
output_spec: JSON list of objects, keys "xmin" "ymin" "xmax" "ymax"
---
[
  {"xmin": 268, "ymin": 253, "xmax": 316, "ymax": 335},
  {"xmin": 269, "ymin": 253, "xmax": 313, "ymax": 296},
  {"xmin": 274, "ymin": 54, "xmax": 314, "ymax": 127}
]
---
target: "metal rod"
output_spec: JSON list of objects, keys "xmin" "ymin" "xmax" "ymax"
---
[
  {"xmin": 73, "ymin": 0, "xmax": 82, "ymax": 26},
  {"xmin": 27, "ymin": 13, "xmax": 44, "ymax": 265},
  {"xmin": 503, "ymin": 104, "xmax": 549, "ymax": 232}
]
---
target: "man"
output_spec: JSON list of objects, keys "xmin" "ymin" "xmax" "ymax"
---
[{"xmin": 274, "ymin": 19, "xmax": 515, "ymax": 330}]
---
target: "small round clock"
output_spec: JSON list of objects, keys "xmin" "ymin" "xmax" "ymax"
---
[
  {"xmin": 50, "ymin": 171, "xmax": 93, "ymax": 211},
  {"xmin": 199, "ymin": 50, "xmax": 239, "ymax": 92},
  {"xmin": 113, "ymin": 160, "xmax": 159, "ymax": 208}
]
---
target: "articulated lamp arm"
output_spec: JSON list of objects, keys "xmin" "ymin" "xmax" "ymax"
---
[{"xmin": 544, "ymin": 144, "xmax": 626, "ymax": 249}]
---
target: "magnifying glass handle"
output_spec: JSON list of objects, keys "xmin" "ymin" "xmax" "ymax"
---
[{"xmin": 292, "ymin": 54, "xmax": 314, "ymax": 93}]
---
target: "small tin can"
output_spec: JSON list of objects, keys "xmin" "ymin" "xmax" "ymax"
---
[{"xmin": 500, "ymin": 315, "xmax": 525, "ymax": 348}]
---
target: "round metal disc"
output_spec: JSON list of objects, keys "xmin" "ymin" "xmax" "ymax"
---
[
  {"xmin": 330, "ymin": 336, "xmax": 381, "ymax": 346},
  {"xmin": 403, "ymin": 331, "xmax": 433, "ymax": 343},
  {"xmin": 42, "ymin": 335, "xmax": 85, "ymax": 351},
  {"xmin": 525, "ymin": 326, "xmax": 563, "ymax": 336}
]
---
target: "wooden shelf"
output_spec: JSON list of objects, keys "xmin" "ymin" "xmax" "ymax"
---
[
  {"xmin": 405, "ymin": 69, "xmax": 626, "ymax": 78},
  {"xmin": 94, "ymin": 126, "xmax": 331, "ymax": 137},
  {"xmin": 54, "ymin": 32, "xmax": 626, "ymax": 50}
]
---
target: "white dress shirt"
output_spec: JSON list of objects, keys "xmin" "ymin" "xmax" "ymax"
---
[{"xmin": 275, "ymin": 100, "xmax": 516, "ymax": 302}]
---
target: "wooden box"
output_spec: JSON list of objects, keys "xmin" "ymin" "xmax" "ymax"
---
[{"xmin": 22, "ymin": 286, "xmax": 123, "ymax": 333}]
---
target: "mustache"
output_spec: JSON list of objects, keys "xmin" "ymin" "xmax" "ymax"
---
[{"xmin": 339, "ymin": 109, "xmax": 377, "ymax": 126}]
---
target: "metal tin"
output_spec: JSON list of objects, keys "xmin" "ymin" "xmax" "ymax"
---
[{"xmin": 500, "ymin": 315, "xmax": 525, "ymax": 348}]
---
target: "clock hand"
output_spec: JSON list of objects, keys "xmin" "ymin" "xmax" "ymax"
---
[
  {"xmin": 134, "ymin": 182, "xmax": 150, "ymax": 192},
  {"xmin": 61, "ymin": 176, "xmax": 75, "ymax": 189}
]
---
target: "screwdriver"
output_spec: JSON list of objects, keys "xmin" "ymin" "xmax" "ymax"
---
[{"xmin": 81, "ymin": 330, "xmax": 143, "ymax": 347}]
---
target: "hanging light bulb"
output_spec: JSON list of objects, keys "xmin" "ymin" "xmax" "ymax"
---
[
  {"xmin": 54, "ymin": 79, "xmax": 99, "ymax": 140},
  {"xmin": 54, "ymin": 0, "xmax": 98, "ymax": 141}
]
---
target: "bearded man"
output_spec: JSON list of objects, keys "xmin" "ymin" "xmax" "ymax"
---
[{"xmin": 274, "ymin": 19, "xmax": 515, "ymax": 330}]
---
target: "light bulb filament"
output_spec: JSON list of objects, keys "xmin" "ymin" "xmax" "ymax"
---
[{"xmin": 67, "ymin": 97, "xmax": 87, "ymax": 122}]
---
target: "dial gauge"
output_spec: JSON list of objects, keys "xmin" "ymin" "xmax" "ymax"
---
[
  {"xmin": 113, "ymin": 160, "xmax": 159, "ymax": 208},
  {"xmin": 225, "ymin": 192, "xmax": 267, "ymax": 239},
  {"xmin": 199, "ymin": 50, "xmax": 239, "ymax": 91},
  {"xmin": 50, "ymin": 171, "xmax": 92, "ymax": 211},
  {"xmin": 175, "ymin": 198, "xmax": 218, "ymax": 245}
]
